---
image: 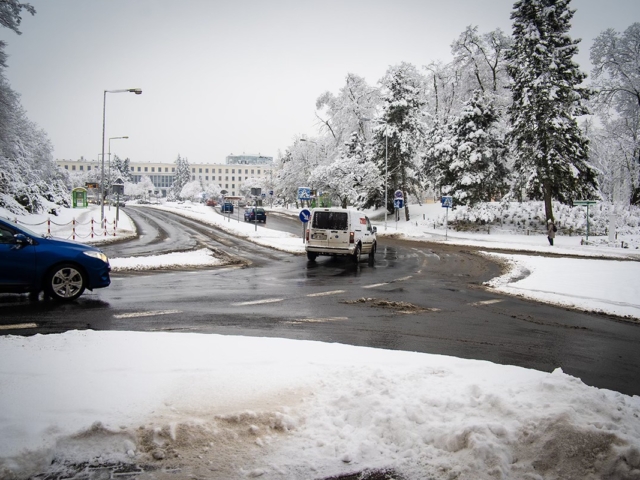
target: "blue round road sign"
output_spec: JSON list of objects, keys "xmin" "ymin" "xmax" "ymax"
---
[{"xmin": 299, "ymin": 209, "xmax": 311, "ymax": 223}]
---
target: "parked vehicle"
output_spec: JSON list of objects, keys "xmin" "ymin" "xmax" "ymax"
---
[
  {"xmin": 221, "ymin": 202, "xmax": 234, "ymax": 213},
  {"xmin": 244, "ymin": 207, "xmax": 267, "ymax": 223},
  {"xmin": 305, "ymin": 208, "xmax": 376, "ymax": 262},
  {"xmin": 206, "ymin": 199, "xmax": 217, "ymax": 207},
  {"xmin": 0, "ymin": 217, "xmax": 111, "ymax": 301}
]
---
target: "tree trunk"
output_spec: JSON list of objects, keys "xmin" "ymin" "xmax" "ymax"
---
[{"xmin": 543, "ymin": 180, "xmax": 554, "ymax": 222}]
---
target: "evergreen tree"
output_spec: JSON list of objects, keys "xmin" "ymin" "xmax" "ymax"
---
[
  {"xmin": 371, "ymin": 63, "xmax": 427, "ymax": 220},
  {"xmin": 445, "ymin": 91, "xmax": 509, "ymax": 206},
  {"xmin": 506, "ymin": 0, "xmax": 598, "ymax": 221},
  {"xmin": 172, "ymin": 154, "xmax": 191, "ymax": 199}
]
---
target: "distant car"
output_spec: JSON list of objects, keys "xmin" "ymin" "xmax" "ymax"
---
[
  {"xmin": 244, "ymin": 207, "xmax": 267, "ymax": 223},
  {"xmin": 0, "ymin": 216, "xmax": 111, "ymax": 301},
  {"xmin": 221, "ymin": 202, "xmax": 234, "ymax": 213},
  {"xmin": 110, "ymin": 199, "xmax": 125, "ymax": 207},
  {"xmin": 206, "ymin": 199, "xmax": 217, "ymax": 207}
]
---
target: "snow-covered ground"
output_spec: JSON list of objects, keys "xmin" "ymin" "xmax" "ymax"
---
[{"xmin": 1, "ymin": 201, "xmax": 640, "ymax": 479}]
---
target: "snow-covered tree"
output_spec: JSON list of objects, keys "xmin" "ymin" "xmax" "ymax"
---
[
  {"xmin": 441, "ymin": 91, "xmax": 509, "ymax": 206},
  {"xmin": 451, "ymin": 26, "xmax": 512, "ymax": 100},
  {"xmin": 506, "ymin": 0, "xmax": 598, "ymax": 221},
  {"xmin": 590, "ymin": 23, "xmax": 640, "ymax": 205},
  {"xmin": 172, "ymin": 155, "xmax": 190, "ymax": 199},
  {"xmin": 315, "ymin": 73, "xmax": 381, "ymax": 150},
  {"xmin": 0, "ymin": 2, "xmax": 70, "ymax": 214},
  {"xmin": 180, "ymin": 180, "xmax": 204, "ymax": 202},
  {"xmin": 137, "ymin": 175, "xmax": 155, "ymax": 201},
  {"xmin": 112, "ymin": 155, "xmax": 132, "ymax": 182},
  {"xmin": 309, "ymin": 132, "xmax": 382, "ymax": 209},
  {"xmin": 370, "ymin": 63, "xmax": 427, "ymax": 220},
  {"xmin": 204, "ymin": 182, "xmax": 221, "ymax": 201}
]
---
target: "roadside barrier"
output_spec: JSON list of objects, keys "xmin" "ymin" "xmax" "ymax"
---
[{"xmin": 13, "ymin": 217, "xmax": 118, "ymax": 240}]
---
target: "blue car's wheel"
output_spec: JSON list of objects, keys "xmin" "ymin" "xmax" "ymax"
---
[{"xmin": 45, "ymin": 263, "xmax": 86, "ymax": 301}]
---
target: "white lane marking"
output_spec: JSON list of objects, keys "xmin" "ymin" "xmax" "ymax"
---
[
  {"xmin": 284, "ymin": 317, "xmax": 348, "ymax": 324},
  {"xmin": 394, "ymin": 275, "xmax": 413, "ymax": 282},
  {"xmin": 307, "ymin": 290, "xmax": 345, "ymax": 297},
  {"xmin": 471, "ymin": 299, "xmax": 504, "ymax": 306},
  {"xmin": 113, "ymin": 310, "xmax": 182, "ymax": 319},
  {"xmin": 0, "ymin": 323, "xmax": 37, "ymax": 330},
  {"xmin": 232, "ymin": 298, "xmax": 284, "ymax": 306},
  {"xmin": 363, "ymin": 283, "xmax": 389, "ymax": 289}
]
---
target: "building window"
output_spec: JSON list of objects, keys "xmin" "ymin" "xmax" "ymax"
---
[
  {"xmin": 225, "ymin": 176, "xmax": 228, "ymax": 181},
  {"xmin": 71, "ymin": 165, "xmax": 76, "ymax": 171},
  {"xmin": 232, "ymin": 169, "xmax": 235, "ymax": 173},
  {"xmin": 258, "ymin": 170, "xmax": 261, "ymax": 174},
  {"xmin": 138, "ymin": 167, "xmax": 141, "ymax": 172},
  {"xmin": 172, "ymin": 168, "xmax": 175, "ymax": 172},
  {"xmin": 245, "ymin": 169, "xmax": 248, "ymax": 174},
  {"xmin": 232, "ymin": 176, "xmax": 235, "ymax": 181},
  {"xmin": 232, "ymin": 184, "xmax": 235, "ymax": 189},
  {"xmin": 145, "ymin": 167, "xmax": 148, "ymax": 172},
  {"xmin": 225, "ymin": 169, "xmax": 229, "ymax": 173},
  {"xmin": 64, "ymin": 165, "xmax": 68, "ymax": 169},
  {"xmin": 192, "ymin": 175, "xmax": 195, "ymax": 181},
  {"xmin": 218, "ymin": 168, "xmax": 222, "ymax": 173},
  {"xmin": 251, "ymin": 170, "xmax": 254, "ymax": 174},
  {"xmin": 205, "ymin": 176, "xmax": 209, "ymax": 180},
  {"xmin": 205, "ymin": 168, "xmax": 209, "ymax": 173},
  {"xmin": 88, "ymin": 166, "xmax": 91, "ymax": 171},
  {"xmin": 199, "ymin": 168, "xmax": 202, "ymax": 173},
  {"xmin": 79, "ymin": 166, "xmax": 84, "ymax": 171},
  {"xmin": 165, "ymin": 167, "xmax": 169, "ymax": 172},
  {"xmin": 225, "ymin": 184, "xmax": 228, "ymax": 188}
]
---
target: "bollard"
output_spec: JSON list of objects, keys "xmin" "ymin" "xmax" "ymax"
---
[
  {"xmin": 72, "ymin": 218, "xmax": 76, "ymax": 240},
  {"xmin": 90, "ymin": 218, "xmax": 94, "ymax": 238},
  {"xmin": 47, "ymin": 218, "xmax": 51, "ymax": 236}
]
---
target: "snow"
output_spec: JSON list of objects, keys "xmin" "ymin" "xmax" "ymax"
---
[{"xmin": 1, "ymin": 201, "xmax": 640, "ymax": 479}]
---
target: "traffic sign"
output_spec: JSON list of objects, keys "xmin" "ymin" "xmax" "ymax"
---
[
  {"xmin": 394, "ymin": 198, "xmax": 404, "ymax": 209},
  {"xmin": 299, "ymin": 208, "xmax": 311, "ymax": 223},
  {"xmin": 573, "ymin": 200, "xmax": 597, "ymax": 206},
  {"xmin": 441, "ymin": 196, "xmax": 453, "ymax": 208},
  {"xmin": 298, "ymin": 187, "xmax": 311, "ymax": 200},
  {"xmin": 394, "ymin": 190, "xmax": 404, "ymax": 199}
]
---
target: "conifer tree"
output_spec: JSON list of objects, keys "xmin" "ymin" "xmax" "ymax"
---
[
  {"xmin": 172, "ymin": 154, "xmax": 191, "ymax": 199},
  {"xmin": 371, "ymin": 63, "xmax": 426, "ymax": 220},
  {"xmin": 445, "ymin": 91, "xmax": 508, "ymax": 206},
  {"xmin": 506, "ymin": 0, "xmax": 598, "ymax": 221}
]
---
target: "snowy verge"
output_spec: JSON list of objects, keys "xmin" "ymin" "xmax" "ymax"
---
[
  {"xmin": 483, "ymin": 252, "xmax": 640, "ymax": 320},
  {"xmin": 1, "ymin": 330, "xmax": 639, "ymax": 480},
  {"xmin": 109, "ymin": 248, "xmax": 225, "ymax": 271}
]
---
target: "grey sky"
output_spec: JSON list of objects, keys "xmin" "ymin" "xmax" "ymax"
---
[{"xmin": 1, "ymin": 0, "xmax": 638, "ymax": 165}]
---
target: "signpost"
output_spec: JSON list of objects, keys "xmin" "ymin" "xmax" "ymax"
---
[
  {"xmin": 574, "ymin": 200, "xmax": 597, "ymax": 242},
  {"xmin": 299, "ymin": 208, "xmax": 311, "ymax": 243},
  {"xmin": 394, "ymin": 190, "xmax": 404, "ymax": 227},
  {"xmin": 441, "ymin": 196, "xmax": 453, "ymax": 240}
]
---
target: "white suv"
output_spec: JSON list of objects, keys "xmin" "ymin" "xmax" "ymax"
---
[{"xmin": 305, "ymin": 208, "xmax": 377, "ymax": 262}]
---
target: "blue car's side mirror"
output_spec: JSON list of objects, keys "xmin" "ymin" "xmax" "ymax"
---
[{"xmin": 14, "ymin": 233, "xmax": 31, "ymax": 245}]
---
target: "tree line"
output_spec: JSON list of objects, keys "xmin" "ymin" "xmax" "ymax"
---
[{"xmin": 274, "ymin": 0, "xmax": 640, "ymax": 223}]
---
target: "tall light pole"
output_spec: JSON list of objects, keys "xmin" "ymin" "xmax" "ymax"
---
[
  {"xmin": 108, "ymin": 136, "xmax": 128, "ymax": 209},
  {"xmin": 361, "ymin": 118, "xmax": 388, "ymax": 230},
  {"xmin": 101, "ymin": 88, "xmax": 142, "ymax": 222}
]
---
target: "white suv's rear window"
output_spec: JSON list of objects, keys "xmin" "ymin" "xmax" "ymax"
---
[{"xmin": 312, "ymin": 212, "xmax": 348, "ymax": 230}]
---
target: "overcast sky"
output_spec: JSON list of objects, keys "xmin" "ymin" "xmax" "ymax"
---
[{"xmin": 1, "ymin": 0, "xmax": 639, "ymax": 166}]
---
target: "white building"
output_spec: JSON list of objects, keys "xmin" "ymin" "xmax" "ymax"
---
[{"xmin": 56, "ymin": 154, "xmax": 273, "ymax": 198}]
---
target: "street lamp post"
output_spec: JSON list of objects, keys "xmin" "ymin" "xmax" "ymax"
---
[
  {"xmin": 107, "ymin": 136, "xmax": 129, "ymax": 210},
  {"xmin": 100, "ymin": 88, "xmax": 142, "ymax": 222},
  {"xmin": 361, "ymin": 118, "xmax": 388, "ymax": 231}
]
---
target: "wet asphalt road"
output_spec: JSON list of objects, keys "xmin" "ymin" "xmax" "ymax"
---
[{"xmin": 2, "ymin": 206, "xmax": 640, "ymax": 396}]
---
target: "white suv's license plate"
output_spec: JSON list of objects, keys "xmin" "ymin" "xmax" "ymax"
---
[{"xmin": 312, "ymin": 233, "xmax": 327, "ymax": 240}]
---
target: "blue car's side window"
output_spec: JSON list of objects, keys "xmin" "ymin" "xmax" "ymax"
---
[{"xmin": 0, "ymin": 225, "xmax": 16, "ymax": 244}]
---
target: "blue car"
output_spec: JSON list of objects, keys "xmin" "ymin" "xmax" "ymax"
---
[{"xmin": 0, "ymin": 216, "xmax": 111, "ymax": 301}]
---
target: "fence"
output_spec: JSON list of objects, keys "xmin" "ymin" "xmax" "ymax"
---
[{"xmin": 13, "ymin": 217, "xmax": 119, "ymax": 240}]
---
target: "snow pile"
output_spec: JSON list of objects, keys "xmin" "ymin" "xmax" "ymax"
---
[
  {"xmin": 1, "ymin": 331, "xmax": 639, "ymax": 480},
  {"xmin": 109, "ymin": 248, "xmax": 224, "ymax": 271}
]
